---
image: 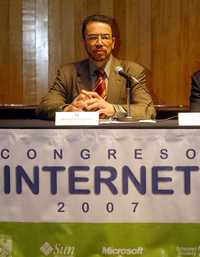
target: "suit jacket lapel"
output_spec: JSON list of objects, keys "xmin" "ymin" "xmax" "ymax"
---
[
  {"xmin": 107, "ymin": 57, "xmax": 125, "ymax": 103},
  {"xmin": 76, "ymin": 59, "xmax": 92, "ymax": 92}
]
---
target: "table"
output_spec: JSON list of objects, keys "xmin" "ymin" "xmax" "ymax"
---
[{"xmin": 0, "ymin": 119, "xmax": 199, "ymax": 257}]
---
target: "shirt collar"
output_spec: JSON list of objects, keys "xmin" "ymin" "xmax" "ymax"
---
[{"xmin": 89, "ymin": 55, "xmax": 113, "ymax": 78}]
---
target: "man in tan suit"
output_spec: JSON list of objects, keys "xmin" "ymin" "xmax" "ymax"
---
[{"xmin": 38, "ymin": 14, "xmax": 156, "ymax": 120}]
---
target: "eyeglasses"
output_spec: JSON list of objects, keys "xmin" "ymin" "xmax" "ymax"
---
[{"xmin": 86, "ymin": 34, "xmax": 112, "ymax": 44}]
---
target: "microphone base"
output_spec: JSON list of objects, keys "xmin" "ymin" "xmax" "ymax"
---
[{"xmin": 117, "ymin": 116, "xmax": 137, "ymax": 122}]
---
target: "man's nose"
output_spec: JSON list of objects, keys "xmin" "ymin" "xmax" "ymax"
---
[{"xmin": 96, "ymin": 35, "xmax": 103, "ymax": 44}]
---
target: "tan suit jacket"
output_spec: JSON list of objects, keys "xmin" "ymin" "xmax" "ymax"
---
[{"xmin": 38, "ymin": 56, "xmax": 156, "ymax": 120}]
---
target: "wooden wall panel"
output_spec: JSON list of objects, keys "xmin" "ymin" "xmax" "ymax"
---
[
  {"xmin": 9, "ymin": 0, "xmax": 23, "ymax": 103},
  {"xmin": 0, "ymin": 0, "xmax": 9, "ymax": 103},
  {"xmin": 0, "ymin": 0, "xmax": 22, "ymax": 104},
  {"xmin": 73, "ymin": 0, "xmax": 88, "ymax": 60},
  {"xmin": 188, "ymin": 0, "xmax": 200, "ymax": 80},
  {"xmin": 22, "ymin": 0, "xmax": 48, "ymax": 104},
  {"xmin": 1, "ymin": 0, "xmax": 200, "ymax": 107},
  {"xmin": 113, "ymin": 0, "xmax": 127, "ymax": 59},
  {"xmin": 22, "ymin": 0, "xmax": 36, "ymax": 104},
  {"xmin": 100, "ymin": 0, "xmax": 114, "ymax": 17},
  {"xmin": 151, "ymin": 0, "xmax": 190, "ymax": 105},
  {"xmin": 48, "ymin": 0, "xmax": 77, "ymax": 86},
  {"xmin": 35, "ymin": 0, "xmax": 48, "ymax": 103},
  {"xmin": 177, "ymin": 0, "xmax": 190, "ymax": 105},
  {"xmin": 126, "ymin": 0, "xmax": 151, "ymax": 68},
  {"xmin": 151, "ymin": 0, "xmax": 200, "ymax": 105},
  {"xmin": 48, "ymin": 0, "xmax": 62, "ymax": 88}
]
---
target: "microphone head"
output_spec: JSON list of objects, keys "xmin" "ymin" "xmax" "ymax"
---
[
  {"xmin": 114, "ymin": 65, "xmax": 139, "ymax": 84},
  {"xmin": 115, "ymin": 66, "xmax": 123, "ymax": 74}
]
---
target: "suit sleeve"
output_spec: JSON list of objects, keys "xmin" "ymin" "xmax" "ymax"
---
[{"xmin": 37, "ymin": 66, "xmax": 74, "ymax": 120}]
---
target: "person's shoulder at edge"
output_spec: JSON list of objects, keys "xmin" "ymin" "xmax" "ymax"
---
[
  {"xmin": 191, "ymin": 70, "xmax": 200, "ymax": 91},
  {"xmin": 192, "ymin": 70, "xmax": 200, "ymax": 80},
  {"xmin": 190, "ymin": 70, "xmax": 200, "ymax": 112}
]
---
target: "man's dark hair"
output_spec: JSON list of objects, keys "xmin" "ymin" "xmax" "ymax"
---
[{"xmin": 81, "ymin": 14, "xmax": 115, "ymax": 39}]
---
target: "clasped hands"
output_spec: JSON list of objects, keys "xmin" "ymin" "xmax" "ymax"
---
[{"xmin": 63, "ymin": 89, "xmax": 115, "ymax": 117}]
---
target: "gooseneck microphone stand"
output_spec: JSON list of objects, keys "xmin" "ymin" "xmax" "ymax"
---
[
  {"xmin": 114, "ymin": 66, "xmax": 140, "ymax": 122},
  {"xmin": 118, "ymin": 77, "xmax": 137, "ymax": 122},
  {"xmin": 126, "ymin": 79, "xmax": 133, "ymax": 120}
]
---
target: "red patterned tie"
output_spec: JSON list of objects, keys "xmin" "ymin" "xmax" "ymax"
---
[{"xmin": 94, "ymin": 69, "xmax": 107, "ymax": 99}]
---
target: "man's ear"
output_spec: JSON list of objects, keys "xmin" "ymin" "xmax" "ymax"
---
[
  {"xmin": 82, "ymin": 39, "xmax": 87, "ymax": 48},
  {"xmin": 112, "ymin": 37, "xmax": 116, "ymax": 50}
]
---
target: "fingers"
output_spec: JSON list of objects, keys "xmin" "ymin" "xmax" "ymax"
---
[
  {"xmin": 86, "ymin": 91, "xmax": 102, "ymax": 99},
  {"xmin": 80, "ymin": 90, "xmax": 93, "ymax": 99},
  {"xmin": 84, "ymin": 98, "xmax": 105, "ymax": 110},
  {"xmin": 80, "ymin": 90, "xmax": 101, "ymax": 99},
  {"xmin": 63, "ymin": 104, "xmax": 82, "ymax": 112},
  {"xmin": 98, "ymin": 103, "xmax": 115, "ymax": 117},
  {"xmin": 71, "ymin": 91, "xmax": 91, "ymax": 111},
  {"xmin": 68, "ymin": 90, "xmax": 105, "ymax": 112},
  {"xmin": 86, "ymin": 102, "xmax": 99, "ymax": 111},
  {"xmin": 65, "ymin": 96, "xmax": 113, "ymax": 118}
]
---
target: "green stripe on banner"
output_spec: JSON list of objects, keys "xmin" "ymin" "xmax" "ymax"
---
[{"xmin": 0, "ymin": 223, "xmax": 200, "ymax": 257}]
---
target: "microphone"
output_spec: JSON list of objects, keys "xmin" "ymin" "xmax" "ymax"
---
[
  {"xmin": 114, "ymin": 65, "xmax": 139, "ymax": 121},
  {"xmin": 115, "ymin": 66, "xmax": 139, "ymax": 84}
]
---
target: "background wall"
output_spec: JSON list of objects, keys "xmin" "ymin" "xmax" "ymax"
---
[{"xmin": 1, "ymin": 0, "xmax": 200, "ymax": 106}]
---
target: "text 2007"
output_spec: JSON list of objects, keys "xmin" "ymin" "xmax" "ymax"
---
[{"xmin": 57, "ymin": 201, "xmax": 139, "ymax": 213}]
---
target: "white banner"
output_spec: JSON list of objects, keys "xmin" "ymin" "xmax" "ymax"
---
[{"xmin": 0, "ymin": 128, "xmax": 200, "ymax": 223}]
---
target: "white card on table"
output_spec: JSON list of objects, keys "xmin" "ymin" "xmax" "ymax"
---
[{"xmin": 55, "ymin": 112, "xmax": 99, "ymax": 126}]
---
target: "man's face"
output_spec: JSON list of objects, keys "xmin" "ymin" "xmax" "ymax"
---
[{"xmin": 84, "ymin": 21, "xmax": 115, "ymax": 63}]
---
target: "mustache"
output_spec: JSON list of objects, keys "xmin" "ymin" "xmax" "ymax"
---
[
  {"xmin": 95, "ymin": 44, "xmax": 105, "ymax": 49},
  {"xmin": 93, "ymin": 47, "xmax": 107, "ymax": 52}
]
